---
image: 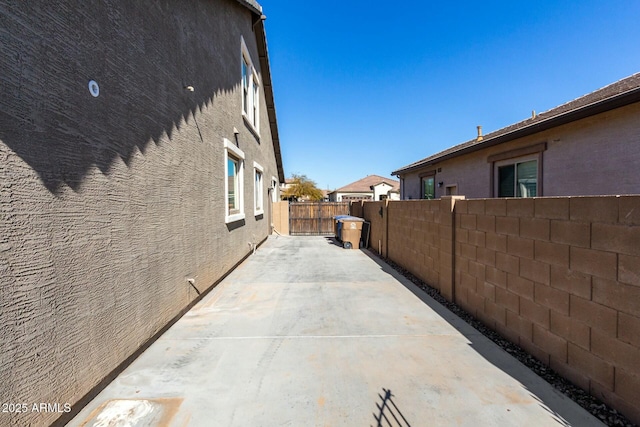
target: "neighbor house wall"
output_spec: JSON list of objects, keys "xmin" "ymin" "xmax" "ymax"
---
[
  {"xmin": 543, "ymin": 103, "xmax": 640, "ymax": 196},
  {"xmin": 372, "ymin": 183, "xmax": 393, "ymax": 201},
  {"xmin": 0, "ymin": 1, "xmax": 280, "ymax": 425},
  {"xmin": 400, "ymin": 103, "xmax": 640, "ymax": 200},
  {"xmin": 361, "ymin": 195, "xmax": 640, "ymax": 424}
]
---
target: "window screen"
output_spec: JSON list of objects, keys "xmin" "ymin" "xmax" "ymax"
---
[{"xmin": 498, "ymin": 160, "xmax": 537, "ymax": 197}]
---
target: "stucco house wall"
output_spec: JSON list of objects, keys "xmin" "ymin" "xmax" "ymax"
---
[
  {"xmin": 397, "ymin": 79, "xmax": 640, "ymax": 200},
  {"xmin": 0, "ymin": 1, "xmax": 283, "ymax": 425},
  {"xmin": 372, "ymin": 182, "xmax": 395, "ymax": 200},
  {"xmin": 543, "ymin": 102, "xmax": 640, "ymax": 196}
]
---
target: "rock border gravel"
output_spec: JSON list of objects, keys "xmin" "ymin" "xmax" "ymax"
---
[{"xmin": 376, "ymin": 254, "xmax": 636, "ymax": 427}]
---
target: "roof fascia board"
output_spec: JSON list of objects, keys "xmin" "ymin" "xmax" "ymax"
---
[
  {"xmin": 253, "ymin": 18, "xmax": 285, "ymax": 183},
  {"xmin": 236, "ymin": 0, "xmax": 262, "ymax": 15}
]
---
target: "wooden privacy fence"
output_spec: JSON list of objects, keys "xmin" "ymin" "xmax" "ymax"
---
[{"xmin": 289, "ymin": 202, "xmax": 350, "ymax": 236}]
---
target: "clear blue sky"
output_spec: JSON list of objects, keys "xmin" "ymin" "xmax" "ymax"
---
[{"xmin": 259, "ymin": 1, "xmax": 640, "ymax": 190}]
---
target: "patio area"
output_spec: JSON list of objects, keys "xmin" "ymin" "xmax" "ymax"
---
[{"xmin": 68, "ymin": 236, "xmax": 603, "ymax": 426}]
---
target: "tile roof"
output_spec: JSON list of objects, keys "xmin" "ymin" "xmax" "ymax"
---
[
  {"xmin": 333, "ymin": 175, "xmax": 400, "ymax": 193},
  {"xmin": 393, "ymin": 72, "xmax": 640, "ymax": 175}
]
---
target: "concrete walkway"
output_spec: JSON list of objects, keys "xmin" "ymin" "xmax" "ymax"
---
[{"xmin": 69, "ymin": 236, "xmax": 604, "ymax": 427}]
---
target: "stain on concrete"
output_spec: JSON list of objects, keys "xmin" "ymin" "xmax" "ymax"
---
[{"xmin": 80, "ymin": 397, "xmax": 183, "ymax": 427}]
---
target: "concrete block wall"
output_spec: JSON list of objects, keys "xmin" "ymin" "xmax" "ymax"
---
[
  {"xmin": 389, "ymin": 201, "xmax": 438, "ymax": 288},
  {"xmin": 362, "ymin": 201, "xmax": 386, "ymax": 255},
  {"xmin": 364, "ymin": 200, "xmax": 452, "ymax": 296},
  {"xmin": 454, "ymin": 196, "xmax": 640, "ymax": 423},
  {"xmin": 362, "ymin": 195, "xmax": 640, "ymax": 424}
]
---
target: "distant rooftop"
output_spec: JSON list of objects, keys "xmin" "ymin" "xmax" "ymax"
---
[{"xmin": 332, "ymin": 175, "xmax": 400, "ymax": 193}]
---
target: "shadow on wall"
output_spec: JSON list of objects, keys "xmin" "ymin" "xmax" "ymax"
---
[
  {"xmin": 372, "ymin": 388, "xmax": 412, "ymax": 427},
  {"xmin": 0, "ymin": 0, "xmax": 242, "ymax": 194}
]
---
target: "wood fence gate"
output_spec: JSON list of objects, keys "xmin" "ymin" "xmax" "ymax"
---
[{"xmin": 289, "ymin": 202, "xmax": 350, "ymax": 236}]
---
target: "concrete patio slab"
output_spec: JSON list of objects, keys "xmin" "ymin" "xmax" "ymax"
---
[{"xmin": 68, "ymin": 236, "xmax": 604, "ymax": 427}]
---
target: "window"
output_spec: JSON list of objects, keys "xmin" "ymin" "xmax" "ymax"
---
[
  {"xmin": 488, "ymin": 143, "xmax": 545, "ymax": 198},
  {"xmin": 241, "ymin": 38, "xmax": 260, "ymax": 132},
  {"xmin": 228, "ymin": 157, "xmax": 240, "ymax": 212},
  {"xmin": 242, "ymin": 58, "xmax": 249, "ymax": 116},
  {"xmin": 421, "ymin": 176, "xmax": 435, "ymax": 199},
  {"xmin": 253, "ymin": 81, "xmax": 259, "ymax": 126},
  {"xmin": 497, "ymin": 159, "xmax": 537, "ymax": 197},
  {"xmin": 254, "ymin": 162, "xmax": 264, "ymax": 216},
  {"xmin": 224, "ymin": 138, "xmax": 245, "ymax": 223}
]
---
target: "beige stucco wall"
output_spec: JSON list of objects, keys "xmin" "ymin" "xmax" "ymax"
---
[
  {"xmin": 272, "ymin": 201, "xmax": 290, "ymax": 235},
  {"xmin": 400, "ymin": 103, "xmax": 640, "ymax": 199},
  {"xmin": 0, "ymin": 1, "xmax": 280, "ymax": 425},
  {"xmin": 372, "ymin": 183, "xmax": 392, "ymax": 200}
]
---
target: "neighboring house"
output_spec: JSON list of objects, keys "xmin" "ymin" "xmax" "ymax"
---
[
  {"xmin": 329, "ymin": 175, "xmax": 400, "ymax": 201},
  {"xmin": 280, "ymin": 178, "xmax": 295, "ymax": 200},
  {"xmin": 392, "ymin": 73, "xmax": 640, "ymax": 200},
  {"xmin": 0, "ymin": 1, "xmax": 283, "ymax": 425}
]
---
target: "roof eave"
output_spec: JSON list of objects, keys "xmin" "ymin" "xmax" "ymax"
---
[
  {"xmin": 235, "ymin": 0, "xmax": 262, "ymax": 15},
  {"xmin": 253, "ymin": 19, "xmax": 285, "ymax": 183},
  {"xmin": 392, "ymin": 87, "xmax": 640, "ymax": 176}
]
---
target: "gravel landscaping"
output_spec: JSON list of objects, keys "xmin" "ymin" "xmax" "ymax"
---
[{"xmin": 375, "ymin": 253, "xmax": 636, "ymax": 427}]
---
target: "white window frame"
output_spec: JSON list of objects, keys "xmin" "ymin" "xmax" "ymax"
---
[
  {"xmin": 241, "ymin": 37, "xmax": 260, "ymax": 134},
  {"xmin": 224, "ymin": 138, "xmax": 245, "ymax": 223},
  {"xmin": 253, "ymin": 161, "xmax": 264, "ymax": 216}
]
